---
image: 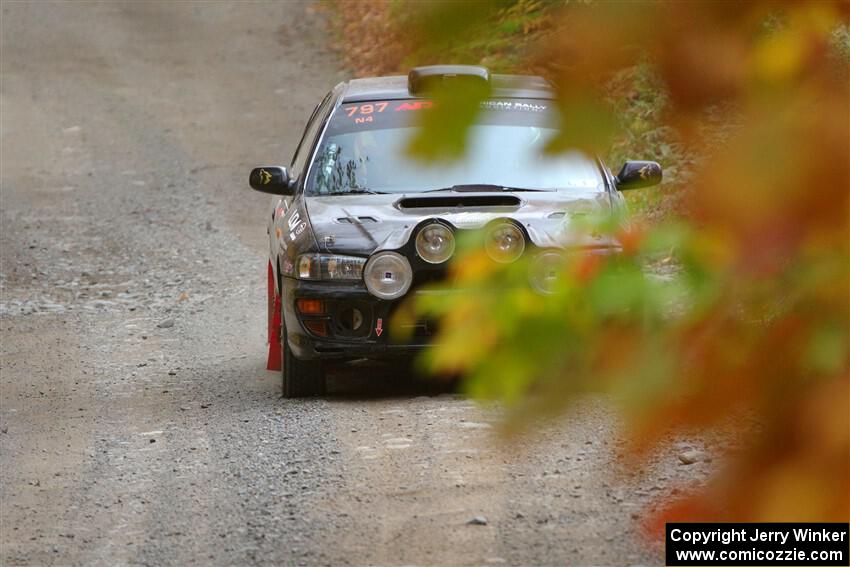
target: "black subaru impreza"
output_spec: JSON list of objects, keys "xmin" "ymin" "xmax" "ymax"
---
[{"xmin": 250, "ymin": 65, "xmax": 661, "ymax": 397}]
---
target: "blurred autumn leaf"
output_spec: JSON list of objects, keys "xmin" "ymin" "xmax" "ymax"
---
[
  {"xmin": 332, "ymin": 0, "xmax": 850, "ymax": 526},
  {"xmin": 406, "ymin": 75, "xmax": 492, "ymax": 160}
]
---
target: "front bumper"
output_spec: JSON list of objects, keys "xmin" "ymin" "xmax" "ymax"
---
[
  {"xmin": 281, "ymin": 245, "xmax": 624, "ymax": 360},
  {"xmin": 281, "ymin": 278, "xmax": 436, "ymax": 361}
]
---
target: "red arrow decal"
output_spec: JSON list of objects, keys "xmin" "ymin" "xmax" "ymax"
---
[{"xmin": 375, "ymin": 318, "xmax": 383, "ymax": 337}]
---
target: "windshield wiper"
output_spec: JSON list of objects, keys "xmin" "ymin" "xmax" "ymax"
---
[
  {"xmin": 423, "ymin": 184, "xmax": 551, "ymax": 193},
  {"xmin": 333, "ymin": 188, "xmax": 388, "ymax": 195}
]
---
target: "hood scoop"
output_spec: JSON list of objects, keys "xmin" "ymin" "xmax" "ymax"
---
[{"xmin": 397, "ymin": 194, "xmax": 521, "ymax": 210}]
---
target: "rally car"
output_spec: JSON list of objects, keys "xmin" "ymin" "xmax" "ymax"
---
[{"xmin": 249, "ymin": 65, "xmax": 661, "ymax": 397}]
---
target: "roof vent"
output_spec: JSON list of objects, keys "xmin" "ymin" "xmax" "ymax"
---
[{"xmin": 408, "ymin": 65, "xmax": 489, "ymax": 95}]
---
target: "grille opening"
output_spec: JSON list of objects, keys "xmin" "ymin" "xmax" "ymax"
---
[
  {"xmin": 333, "ymin": 302, "xmax": 372, "ymax": 338},
  {"xmin": 339, "ymin": 308, "xmax": 363, "ymax": 332}
]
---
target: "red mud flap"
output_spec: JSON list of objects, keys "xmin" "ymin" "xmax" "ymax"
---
[{"xmin": 267, "ymin": 262, "xmax": 282, "ymax": 371}]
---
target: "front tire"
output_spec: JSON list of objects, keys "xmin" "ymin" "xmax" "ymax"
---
[{"xmin": 281, "ymin": 325, "xmax": 326, "ymax": 398}]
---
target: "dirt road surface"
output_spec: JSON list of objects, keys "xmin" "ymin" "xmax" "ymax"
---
[{"xmin": 1, "ymin": 3, "xmax": 710, "ymax": 565}]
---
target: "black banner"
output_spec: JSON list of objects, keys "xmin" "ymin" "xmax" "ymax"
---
[{"xmin": 666, "ymin": 523, "xmax": 849, "ymax": 566}]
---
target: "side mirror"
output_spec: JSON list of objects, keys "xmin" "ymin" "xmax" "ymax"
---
[
  {"xmin": 615, "ymin": 161, "xmax": 662, "ymax": 191},
  {"xmin": 249, "ymin": 166, "xmax": 294, "ymax": 195}
]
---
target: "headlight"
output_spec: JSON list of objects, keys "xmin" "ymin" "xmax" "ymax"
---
[
  {"xmin": 415, "ymin": 223, "xmax": 455, "ymax": 264},
  {"xmin": 364, "ymin": 251, "xmax": 413, "ymax": 300},
  {"xmin": 485, "ymin": 221, "xmax": 525, "ymax": 263},
  {"xmin": 296, "ymin": 254, "xmax": 365, "ymax": 280},
  {"xmin": 529, "ymin": 251, "xmax": 565, "ymax": 294}
]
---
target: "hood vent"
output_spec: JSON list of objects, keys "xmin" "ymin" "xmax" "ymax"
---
[
  {"xmin": 397, "ymin": 195, "xmax": 521, "ymax": 210},
  {"xmin": 337, "ymin": 216, "xmax": 378, "ymax": 224}
]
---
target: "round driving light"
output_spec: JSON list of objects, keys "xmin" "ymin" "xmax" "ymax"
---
[
  {"xmin": 364, "ymin": 251, "xmax": 413, "ymax": 300},
  {"xmin": 485, "ymin": 222, "xmax": 526, "ymax": 263},
  {"xmin": 415, "ymin": 223, "xmax": 455, "ymax": 264},
  {"xmin": 530, "ymin": 251, "xmax": 565, "ymax": 294}
]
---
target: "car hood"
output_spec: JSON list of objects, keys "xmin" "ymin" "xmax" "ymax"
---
[{"xmin": 304, "ymin": 191, "xmax": 619, "ymax": 256}]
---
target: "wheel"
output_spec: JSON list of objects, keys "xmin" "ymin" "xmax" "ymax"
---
[{"xmin": 281, "ymin": 323, "xmax": 326, "ymax": 398}]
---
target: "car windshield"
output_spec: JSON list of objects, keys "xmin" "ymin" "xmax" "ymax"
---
[{"xmin": 305, "ymin": 99, "xmax": 603, "ymax": 195}]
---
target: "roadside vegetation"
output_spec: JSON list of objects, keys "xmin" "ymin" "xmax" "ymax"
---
[{"xmin": 328, "ymin": 0, "xmax": 849, "ymax": 528}]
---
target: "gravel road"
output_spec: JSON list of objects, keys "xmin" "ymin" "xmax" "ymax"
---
[{"xmin": 1, "ymin": 3, "xmax": 711, "ymax": 565}]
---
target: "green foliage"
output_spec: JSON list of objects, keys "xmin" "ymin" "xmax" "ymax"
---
[
  {"xmin": 547, "ymin": 91, "xmax": 617, "ymax": 155},
  {"xmin": 405, "ymin": 78, "xmax": 492, "ymax": 161}
]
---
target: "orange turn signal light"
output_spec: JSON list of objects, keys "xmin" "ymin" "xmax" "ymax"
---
[
  {"xmin": 302, "ymin": 320, "xmax": 328, "ymax": 337},
  {"xmin": 296, "ymin": 298, "xmax": 325, "ymax": 314}
]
